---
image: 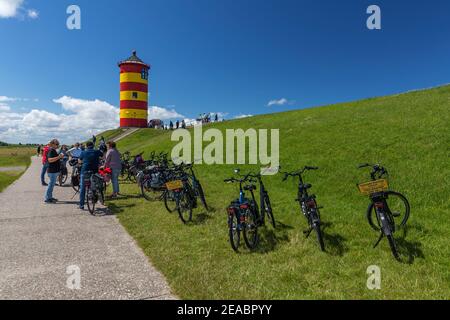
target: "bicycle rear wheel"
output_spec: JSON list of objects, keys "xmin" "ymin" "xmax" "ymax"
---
[
  {"xmin": 386, "ymin": 234, "xmax": 400, "ymax": 261},
  {"xmin": 367, "ymin": 191, "xmax": 410, "ymax": 231},
  {"xmin": 177, "ymin": 191, "xmax": 193, "ymax": 224},
  {"xmin": 163, "ymin": 190, "xmax": 177, "ymax": 213},
  {"xmin": 86, "ymin": 187, "xmax": 96, "ymax": 215},
  {"xmin": 228, "ymin": 214, "xmax": 240, "ymax": 252},
  {"xmin": 243, "ymin": 209, "xmax": 259, "ymax": 249}
]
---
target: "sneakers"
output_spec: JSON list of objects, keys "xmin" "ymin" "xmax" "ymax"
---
[
  {"xmin": 44, "ymin": 198, "xmax": 58, "ymax": 204},
  {"xmin": 42, "ymin": 183, "xmax": 48, "ymax": 186}
]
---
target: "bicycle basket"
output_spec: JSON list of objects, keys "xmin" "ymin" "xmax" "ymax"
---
[
  {"xmin": 165, "ymin": 180, "xmax": 183, "ymax": 191},
  {"xmin": 358, "ymin": 179, "xmax": 389, "ymax": 196}
]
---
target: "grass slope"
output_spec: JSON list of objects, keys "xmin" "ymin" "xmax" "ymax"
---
[
  {"xmin": 0, "ymin": 147, "xmax": 34, "ymax": 192},
  {"xmin": 107, "ymin": 85, "xmax": 450, "ymax": 299}
]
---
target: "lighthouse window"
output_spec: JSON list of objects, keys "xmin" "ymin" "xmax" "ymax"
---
[
  {"xmin": 132, "ymin": 92, "xmax": 138, "ymax": 99},
  {"xmin": 141, "ymin": 69, "xmax": 148, "ymax": 80}
]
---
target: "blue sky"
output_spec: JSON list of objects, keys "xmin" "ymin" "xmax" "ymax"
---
[{"xmin": 0, "ymin": 0, "xmax": 449, "ymax": 143}]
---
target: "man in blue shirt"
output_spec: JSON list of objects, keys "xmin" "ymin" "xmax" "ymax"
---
[{"xmin": 78, "ymin": 141, "xmax": 103, "ymax": 210}]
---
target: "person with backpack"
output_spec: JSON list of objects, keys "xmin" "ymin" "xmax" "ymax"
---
[
  {"xmin": 44, "ymin": 139, "xmax": 64, "ymax": 203},
  {"xmin": 41, "ymin": 143, "xmax": 50, "ymax": 186},
  {"xmin": 78, "ymin": 141, "xmax": 103, "ymax": 210}
]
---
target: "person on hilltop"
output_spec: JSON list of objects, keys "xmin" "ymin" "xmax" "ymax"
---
[
  {"xmin": 103, "ymin": 141, "xmax": 122, "ymax": 198},
  {"xmin": 92, "ymin": 135, "xmax": 97, "ymax": 147},
  {"xmin": 41, "ymin": 143, "xmax": 50, "ymax": 186},
  {"xmin": 181, "ymin": 119, "xmax": 186, "ymax": 129},
  {"xmin": 169, "ymin": 121, "xmax": 174, "ymax": 130},
  {"xmin": 78, "ymin": 141, "xmax": 103, "ymax": 210},
  {"xmin": 44, "ymin": 139, "xmax": 64, "ymax": 204}
]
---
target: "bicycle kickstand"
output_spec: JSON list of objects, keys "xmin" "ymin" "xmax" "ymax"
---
[
  {"xmin": 373, "ymin": 232, "xmax": 384, "ymax": 248},
  {"xmin": 303, "ymin": 227, "xmax": 313, "ymax": 238}
]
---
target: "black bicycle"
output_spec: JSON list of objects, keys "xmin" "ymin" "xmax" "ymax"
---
[
  {"xmin": 58, "ymin": 159, "xmax": 68, "ymax": 186},
  {"xmin": 163, "ymin": 163, "xmax": 208, "ymax": 223},
  {"xmin": 69, "ymin": 159, "xmax": 81, "ymax": 192},
  {"xmin": 224, "ymin": 173, "xmax": 260, "ymax": 251},
  {"xmin": 234, "ymin": 169, "xmax": 275, "ymax": 228},
  {"xmin": 281, "ymin": 166, "xmax": 325, "ymax": 251},
  {"xmin": 357, "ymin": 163, "xmax": 410, "ymax": 260},
  {"xmin": 83, "ymin": 171, "xmax": 105, "ymax": 215}
]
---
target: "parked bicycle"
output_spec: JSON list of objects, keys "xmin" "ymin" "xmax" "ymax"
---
[
  {"xmin": 357, "ymin": 163, "xmax": 410, "ymax": 260},
  {"xmin": 69, "ymin": 158, "xmax": 81, "ymax": 192},
  {"xmin": 163, "ymin": 163, "xmax": 208, "ymax": 223},
  {"xmin": 281, "ymin": 166, "xmax": 325, "ymax": 251},
  {"xmin": 224, "ymin": 172, "xmax": 260, "ymax": 251},
  {"xmin": 83, "ymin": 170, "xmax": 105, "ymax": 215},
  {"xmin": 234, "ymin": 169, "xmax": 275, "ymax": 228},
  {"xmin": 58, "ymin": 158, "xmax": 69, "ymax": 186}
]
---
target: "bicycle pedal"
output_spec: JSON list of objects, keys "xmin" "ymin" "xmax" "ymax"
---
[{"xmin": 392, "ymin": 212, "xmax": 401, "ymax": 218}]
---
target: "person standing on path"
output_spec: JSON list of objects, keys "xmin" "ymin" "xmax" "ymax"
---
[
  {"xmin": 37, "ymin": 144, "xmax": 41, "ymax": 157},
  {"xmin": 44, "ymin": 139, "xmax": 64, "ymax": 203},
  {"xmin": 78, "ymin": 141, "xmax": 103, "ymax": 210},
  {"xmin": 104, "ymin": 141, "xmax": 122, "ymax": 198},
  {"xmin": 40, "ymin": 143, "xmax": 50, "ymax": 186}
]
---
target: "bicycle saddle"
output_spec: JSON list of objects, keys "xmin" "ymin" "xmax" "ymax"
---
[
  {"xmin": 300, "ymin": 183, "xmax": 312, "ymax": 190},
  {"xmin": 244, "ymin": 185, "xmax": 256, "ymax": 191}
]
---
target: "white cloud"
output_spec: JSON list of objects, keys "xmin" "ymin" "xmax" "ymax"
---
[
  {"xmin": 0, "ymin": 96, "xmax": 186, "ymax": 144},
  {"xmin": 0, "ymin": 0, "xmax": 38, "ymax": 19},
  {"xmin": 267, "ymin": 98, "xmax": 295, "ymax": 107},
  {"xmin": 0, "ymin": 95, "xmax": 18, "ymax": 102},
  {"xmin": 148, "ymin": 106, "xmax": 184, "ymax": 120},
  {"xmin": 0, "ymin": 0, "xmax": 23, "ymax": 18},
  {"xmin": 0, "ymin": 104, "xmax": 11, "ymax": 112},
  {"xmin": 234, "ymin": 114, "xmax": 253, "ymax": 119},
  {"xmin": 0, "ymin": 96, "xmax": 120, "ymax": 144},
  {"xmin": 27, "ymin": 9, "xmax": 38, "ymax": 19}
]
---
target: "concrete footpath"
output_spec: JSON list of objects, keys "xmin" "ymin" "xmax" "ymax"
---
[{"xmin": 0, "ymin": 157, "xmax": 176, "ymax": 300}]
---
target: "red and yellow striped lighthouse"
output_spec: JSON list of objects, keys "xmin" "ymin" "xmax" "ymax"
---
[{"xmin": 118, "ymin": 51, "xmax": 150, "ymax": 128}]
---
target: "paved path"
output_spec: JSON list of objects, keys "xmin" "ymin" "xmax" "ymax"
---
[
  {"xmin": 112, "ymin": 128, "xmax": 140, "ymax": 142},
  {"xmin": 0, "ymin": 157, "xmax": 176, "ymax": 300}
]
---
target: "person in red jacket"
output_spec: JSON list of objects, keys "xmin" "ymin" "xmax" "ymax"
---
[{"xmin": 41, "ymin": 143, "xmax": 50, "ymax": 186}]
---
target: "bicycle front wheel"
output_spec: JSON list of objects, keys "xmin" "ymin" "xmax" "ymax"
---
[
  {"xmin": 264, "ymin": 194, "xmax": 276, "ymax": 229},
  {"xmin": 196, "ymin": 181, "xmax": 208, "ymax": 210},
  {"xmin": 367, "ymin": 191, "xmax": 410, "ymax": 231}
]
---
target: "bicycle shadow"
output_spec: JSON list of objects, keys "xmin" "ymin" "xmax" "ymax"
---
[
  {"xmin": 321, "ymin": 222, "xmax": 349, "ymax": 257},
  {"xmin": 253, "ymin": 222, "xmax": 293, "ymax": 254},
  {"xmin": 395, "ymin": 226, "xmax": 425, "ymax": 264},
  {"xmin": 107, "ymin": 202, "xmax": 136, "ymax": 214}
]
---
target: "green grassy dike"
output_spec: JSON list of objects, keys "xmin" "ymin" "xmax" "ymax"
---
[{"xmin": 105, "ymin": 85, "xmax": 450, "ymax": 299}]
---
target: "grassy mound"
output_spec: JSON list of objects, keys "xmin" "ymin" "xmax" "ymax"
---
[{"xmin": 107, "ymin": 84, "xmax": 450, "ymax": 299}]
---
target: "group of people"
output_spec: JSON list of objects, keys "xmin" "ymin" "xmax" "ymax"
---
[{"xmin": 38, "ymin": 137, "xmax": 122, "ymax": 210}]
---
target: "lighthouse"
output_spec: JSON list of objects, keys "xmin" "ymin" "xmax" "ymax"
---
[{"xmin": 118, "ymin": 51, "xmax": 150, "ymax": 128}]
